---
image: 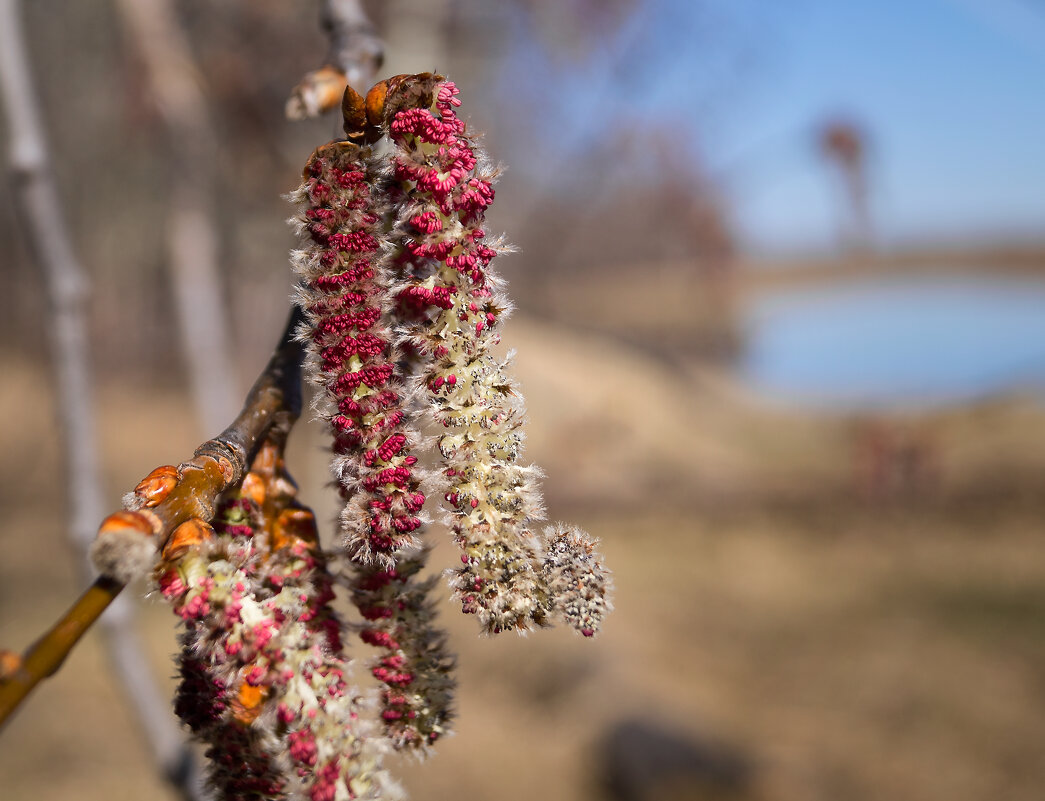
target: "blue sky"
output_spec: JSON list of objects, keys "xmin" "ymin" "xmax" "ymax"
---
[
  {"xmin": 712, "ymin": 0, "xmax": 1045, "ymax": 254},
  {"xmin": 497, "ymin": 0, "xmax": 1045, "ymax": 256}
]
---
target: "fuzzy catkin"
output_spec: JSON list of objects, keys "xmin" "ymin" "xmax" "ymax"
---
[
  {"xmin": 348, "ymin": 551, "xmax": 455, "ymax": 752},
  {"xmin": 289, "ymin": 142, "xmax": 430, "ymax": 568},
  {"xmin": 159, "ymin": 470, "xmax": 397, "ymax": 801},
  {"xmin": 292, "ymin": 122, "xmax": 457, "ymax": 754},
  {"xmin": 540, "ymin": 523, "xmax": 613, "ymax": 637},
  {"xmin": 380, "ymin": 78, "xmax": 551, "ymax": 634},
  {"xmin": 168, "ymin": 503, "xmax": 286, "ymax": 800}
]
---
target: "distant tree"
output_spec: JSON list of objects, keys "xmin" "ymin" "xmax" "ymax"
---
[{"xmin": 818, "ymin": 117, "xmax": 873, "ymax": 253}]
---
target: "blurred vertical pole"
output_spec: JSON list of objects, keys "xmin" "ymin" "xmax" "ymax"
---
[
  {"xmin": 321, "ymin": 0, "xmax": 384, "ymax": 89},
  {"xmin": 0, "ymin": 3, "xmax": 100, "ymax": 564},
  {"xmin": 0, "ymin": 0, "xmax": 206, "ymax": 797},
  {"xmin": 381, "ymin": 0, "xmax": 452, "ymax": 74},
  {"xmin": 114, "ymin": 0, "xmax": 240, "ymax": 436}
]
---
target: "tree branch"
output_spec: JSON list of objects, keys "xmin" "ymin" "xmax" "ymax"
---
[
  {"xmin": 0, "ymin": 306, "xmax": 304, "ymax": 733},
  {"xmin": 322, "ymin": 0, "xmax": 384, "ymax": 87},
  {"xmin": 286, "ymin": 0, "xmax": 383, "ymax": 119},
  {"xmin": 114, "ymin": 0, "xmax": 241, "ymax": 435}
]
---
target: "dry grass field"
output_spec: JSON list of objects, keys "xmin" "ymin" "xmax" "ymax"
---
[{"xmin": 2, "ymin": 309, "xmax": 1044, "ymax": 801}]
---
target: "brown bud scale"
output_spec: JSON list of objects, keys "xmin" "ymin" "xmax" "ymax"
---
[
  {"xmin": 132, "ymin": 465, "xmax": 179, "ymax": 508},
  {"xmin": 342, "ymin": 84, "xmax": 368, "ymax": 141},
  {"xmin": 364, "ymin": 76, "xmax": 402, "ymax": 128},
  {"xmin": 162, "ymin": 518, "xmax": 215, "ymax": 562},
  {"xmin": 271, "ymin": 507, "xmax": 318, "ymax": 552},
  {"xmin": 98, "ymin": 509, "xmax": 160, "ymax": 539}
]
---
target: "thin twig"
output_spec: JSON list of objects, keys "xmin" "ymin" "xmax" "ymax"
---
[
  {"xmin": 286, "ymin": 0, "xmax": 383, "ymax": 119},
  {"xmin": 0, "ymin": 306, "xmax": 304, "ymax": 731},
  {"xmin": 114, "ymin": 0, "xmax": 240, "ymax": 434},
  {"xmin": 321, "ymin": 0, "xmax": 384, "ymax": 88}
]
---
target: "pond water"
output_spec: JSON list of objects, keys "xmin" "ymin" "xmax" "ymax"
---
[{"xmin": 739, "ymin": 273, "xmax": 1045, "ymax": 410}]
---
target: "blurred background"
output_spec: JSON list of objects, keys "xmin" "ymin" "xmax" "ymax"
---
[{"xmin": 2, "ymin": 1, "xmax": 1045, "ymax": 800}]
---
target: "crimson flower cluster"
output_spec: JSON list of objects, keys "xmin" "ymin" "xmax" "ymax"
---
[
  {"xmin": 158, "ymin": 439, "xmax": 395, "ymax": 800},
  {"xmin": 292, "ymin": 73, "xmax": 611, "ymax": 641},
  {"xmin": 138, "ymin": 73, "xmax": 611, "ymax": 801}
]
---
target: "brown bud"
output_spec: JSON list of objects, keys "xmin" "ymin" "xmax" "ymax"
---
[
  {"xmin": 240, "ymin": 471, "xmax": 266, "ymax": 507},
  {"xmin": 286, "ymin": 65, "xmax": 349, "ymax": 121},
  {"xmin": 132, "ymin": 465, "xmax": 179, "ymax": 509},
  {"xmin": 98, "ymin": 509, "xmax": 159, "ymax": 539},
  {"xmin": 215, "ymin": 455, "xmax": 236, "ymax": 484},
  {"xmin": 342, "ymin": 83, "xmax": 368, "ymax": 141},
  {"xmin": 232, "ymin": 681, "xmax": 269, "ymax": 725},
  {"xmin": 380, "ymin": 72, "xmax": 444, "ymax": 123},
  {"xmin": 271, "ymin": 506, "xmax": 318, "ymax": 552},
  {"xmin": 302, "ymin": 140, "xmax": 361, "ymax": 182},
  {"xmin": 161, "ymin": 518, "xmax": 214, "ymax": 562},
  {"xmin": 92, "ymin": 509, "xmax": 161, "ymax": 582},
  {"xmin": 365, "ymin": 75, "xmax": 402, "ymax": 129}
]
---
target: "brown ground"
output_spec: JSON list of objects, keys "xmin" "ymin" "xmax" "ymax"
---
[{"xmin": 1, "ymin": 311, "xmax": 1044, "ymax": 801}]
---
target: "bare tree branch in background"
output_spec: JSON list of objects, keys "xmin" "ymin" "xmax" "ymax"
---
[
  {"xmin": 286, "ymin": 0, "xmax": 383, "ymax": 119},
  {"xmin": 321, "ymin": 0, "xmax": 384, "ymax": 89},
  {"xmin": 380, "ymin": 0, "xmax": 452, "ymax": 77},
  {"xmin": 114, "ymin": 0, "xmax": 240, "ymax": 435},
  {"xmin": 0, "ymin": 0, "xmax": 206, "ymax": 796},
  {"xmin": 0, "ymin": 306, "xmax": 305, "ymax": 734}
]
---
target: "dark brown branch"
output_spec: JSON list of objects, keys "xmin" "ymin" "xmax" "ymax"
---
[
  {"xmin": 195, "ymin": 306, "xmax": 304, "ymax": 492},
  {"xmin": 0, "ymin": 306, "xmax": 304, "ymax": 732}
]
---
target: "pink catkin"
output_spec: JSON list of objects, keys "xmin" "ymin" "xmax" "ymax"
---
[
  {"xmin": 349, "ymin": 554, "xmax": 455, "ymax": 751},
  {"xmin": 383, "ymin": 78, "xmax": 549, "ymax": 634},
  {"xmin": 163, "ymin": 489, "xmax": 390, "ymax": 801},
  {"xmin": 292, "ymin": 144, "xmax": 428, "ymax": 567},
  {"xmin": 294, "ymin": 140, "xmax": 455, "ymax": 752},
  {"xmin": 166, "ymin": 497, "xmax": 285, "ymax": 798}
]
